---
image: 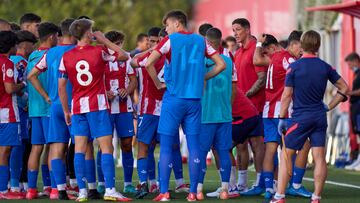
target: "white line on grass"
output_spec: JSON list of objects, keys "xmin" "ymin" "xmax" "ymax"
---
[{"xmin": 303, "ymin": 177, "xmax": 360, "ymax": 189}]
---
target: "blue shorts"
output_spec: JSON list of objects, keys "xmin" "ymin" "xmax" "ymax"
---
[
  {"xmin": 19, "ymin": 108, "xmax": 29, "ymax": 140},
  {"xmin": 110, "ymin": 112, "xmax": 134, "ymax": 138},
  {"xmin": 232, "ymin": 115, "xmax": 263, "ymax": 145},
  {"xmin": 285, "ymin": 114, "xmax": 327, "ymax": 150},
  {"xmin": 48, "ymin": 104, "xmax": 72, "ymax": 143},
  {"xmin": 31, "ymin": 117, "xmax": 50, "ymax": 145},
  {"xmin": 137, "ymin": 114, "xmax": 159, "ymax": 145},
  {"xmin": 71, "ymin": 110, "xmax": 112, "ymax": 139},
  {"xmin": 264, "ymin": 118, "xmax": 292, "ymax": 144},
  {"xmin": 0, "ymin": 123, "xmax": 21, "ymax": 146},
  {"xmin": 158, "ymin": 92, "xmax": 201, "ymax": 137},
  {"xmin": 200, "ymin": 122, "xmax": 232, "ymax": 151}
]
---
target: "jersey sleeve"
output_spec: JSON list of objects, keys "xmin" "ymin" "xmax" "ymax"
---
[
  {"xmin": 285, "ymin": 64, "xmax": 295, "ymax": 87},
  {"xmin": 101, "ymin": 47, "xmax": 118, "ymax": 62},
  {"xmin": 58, "ymin": 57, "xmax": 68, "ymax": 79},
  {"xmin": 35, "ymin": 53, "xmax": 48, "ymax": 72},
  {"xmin": 3, "ymin": 61, "xmax": 15, "ymax": 83},
  {"xmin": 254, "ymin": 65, "xmax": 267, "ymax": 73},
  {"xmin": 205, "ymin": 40, "xmax": 217, "ymax": 57},
  {"xmin": 155, "ymin": 36, "xmax": 170, "ymax": 56},
  {"xmin": 328, "ymin": 65, "xmax": 341, "ymax": 84},
  {"xmin": 126, "ymin": 63, "xmax": 136, "ymax": 76}
]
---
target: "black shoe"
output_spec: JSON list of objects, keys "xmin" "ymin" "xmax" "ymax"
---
[
  {"xmin": 59, "ymin": 190, "xmax": 69, "ymax": 200},
  {"xmin": 88, "ymin": 189, "xmax": 102, "ymax": 200},
  {"xmin": 135, "ymin": 183, "xmax": 149, "ymax": 199}
]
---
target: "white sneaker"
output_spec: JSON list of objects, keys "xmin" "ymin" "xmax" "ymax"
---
[
  {"xmin": 206, "ymin": 187, "xmax": 221, "ymax": 197},
  {"xmin": 345, "ymin": 157, "xmax": 360, "ymax": 170},
  {"xmin": 237, "ymin": 184, "xmax": 248, "ymax": 192},
  {"xmin": 104, "ymin": 188, "xmax": 131, "ymax": 201},
  {"xmin": 353, "ymin": 162, "xmax": 360, "ymax": 171},
  {"xmin": 76, "ymin": 191, "xmax": 88, "ymax": 202}
]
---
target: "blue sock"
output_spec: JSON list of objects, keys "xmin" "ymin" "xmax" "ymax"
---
[
  {"xmin": 27, "ymin": 170, "xmax": 38, "ymax": 189},
  {"xmin": 85, "ymin": 159, "xmax": 96, "ymax": 184},
  {"xmin": 186, "ymin": 134, "xmax": 201, "ymax": 193},
  {"xmin": 198, "ymin": 150, "xmax": 208, "ymax": 184},
  {"xmin": 289, "ymin": 154, "xmax": 297, "ymax": 184},
  {"xmin": 159, "ymin": 134, "xmax": 175, "ymax": 194},
  {"xmin": 147, "ymin": 145, "xmax": 156, "ymax": 181},
  {"xmin": 96, "ymin": 150, "xmax": 104, "ymax": 182},
  {"xmin": 10, "ymin": 145, "xmax": 24, "ymax": 188},
  {"xmin": 172, "ymin": 145, "xmax": 183, "ymax": 180},
  {"xmin": 102, "ymin": 153, "xmax": 115, "ymax": 189},
  {"xmin": 122, "ymin": 151, "xmax": 134, "ymax": 184},
  {"xmin": 0, "ymin": 165, "xmax": 9, "ymax": 191},
  {"xmin": 258, "ymin": 172, "xmax": 265, "ymax": 188},
  {"xmin": 41, "ymin": 164, "xmax": 51, "ymax": 187},
  {"xmin": 74, "ymin": 153, "xmax": 86, "ymax": 189},
  {"xmin": 137, "ymin": 158, "xmax": 148, "ymax": 183},
  {"xmin": 273, "ymin": 153, "xmax": 279, "ymax": 170},
  {"xmin": 263, "ymin": 171, "xmax": 274, "ymax": 191},
  {"xmin": 218, "ymin": 150, "xmax": 231, "ymax": 183},
  {"xmin": 157, "ymin": 161, "xmax": 160, "ymax": 184},
  {"xmin": 51, "ymin": 159, "xmax": 66, "ymax": 188},
  {"xmin": 292, "ymin": 166, "xmax": 306, "ymax": 185},
  {"xmin": 50, "ymin": 171, "xmax": 57, "ymax": 189}
]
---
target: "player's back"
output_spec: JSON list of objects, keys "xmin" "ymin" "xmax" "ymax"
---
[
  {"xmin": 61, "ymin": 45, "xmax": 109, "ymax": 114},
  {"xmin": 167, "ymin": 32, "xmax": 206, "ymax": 99}
]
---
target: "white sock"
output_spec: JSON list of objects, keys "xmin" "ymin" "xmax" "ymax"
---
[
  {"xmin": 230, "ymin": 166, "xmax": 237, "ymax": 187},
  {"xmin": 79, "ymin": 188, "xmax": 88, "ymax": 196},
  {"xmin": 98, "ymin": 182, "xmax": 105, "ymax": 186},
  {"xmin": 88, "ymin": 183, "xmax": 97, "ymax": 190},
  {"xmin": 106, "ymin": 187, "xmax": 116, "ymax": 194},
  {"xmin": 292, "ymin": 183, "xmax": 301, "ymax": 189},
  {"xmin": 274, "ymin": 193, "xmax": 285, "ymax": 199},
  {"xmin": 10, "ymin": 187, "xmax": 20, "ymax": 192},
  {"xmin": 70, "ymin": 179, "xmax": 78, "ymax": 188},
  {"xmin": 57, "ymin": 184, "xmax": 66, "ymax": 191},
  {"xmin": 175, "ymin": 178, "xmax": 184, "ymax": 187},
  {"xmin": 237, "ymin": 170, "xmax": 247, "ymax": 186},
  {"xmin": 22, "ymin": 182, "xmax": 28, "ymax": 191},
  {"xmin": 149, "ymin": 179, "xmax": 157, "ymax": 186},
  {"xmin": 197, "ymin": 183, "xmax": 203, "ymax": 193},
  {"xmin": 124, "ymin": 182, "xmax": 132, "ymax": 187},
  {"xmin": 217, "ymin": 170, "xmax": 222, "ymax": 183},
  {"xmin": 311, "ymin": 194, "xmax": 321, "ymax": 200},
  {"xmin": 254, "ymin": 173, "xmax": 261, "ymax": 186},
  {"xmin": 221, "ymin": 182, "xmax": 229, "ymax": 191}
]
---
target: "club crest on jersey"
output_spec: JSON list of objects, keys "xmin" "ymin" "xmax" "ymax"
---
[{"xmin": 6, "ymin": 69, "xmax": 14, "ymax": 77}]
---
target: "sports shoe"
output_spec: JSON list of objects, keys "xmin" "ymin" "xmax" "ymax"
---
[
  {"xmin": 26, "ymin": 188, "xmax": 38, "ymax": 200},
  {"xmin": 228, "ymin": 185, "xmax": 240, "ymax": 198},
  {"xmin": 206, "ymin": 187, "xmax": 221, "ymax": 197},
  {"xmin": 237, "ymin": 184, "xmax": 248, "ymax": 192},
  {"xmin": 39, "ymin": 187, "xmax": 51, "ymax": 197},
  {"xmin": 76, "ymin": 192, "xmax": 88, "ymax": 202},
  {"xmin": 196, "ymin": 191, "xmax": 204, "ymax": 200},
  {"xmin": 88, "ymin": 189, "xmax": 102, "ymax": 199},
  {"xmin": 182, "ymin": 156, "xmax": 188, "ymax": 164},
  {"xmin": 264, "ymin": 191, "xmax": 274, "ymax": 199},
  {"xmin": 286, "ymin": 185, "xmax": 312, "ymax": 198},
  {"xmin": 97, "ymin": 184, "xmax": 105, "ymax": 195},
  {"xmin": 218, "ymin": 189, "xmax": 229, "ymax": 200},
  {"xmin": 150, "ymin": 183, "xmax": 159, "ymax": 193},
  {"xmin": 187, "ymin": 193, "xmax": 197, "ymax": 201},
  {"xmin": 124, "ymin": 185, "xmax": 137, "ymax": 193},
  {"xmin": 345, "ymin": 157, "xmax": 360, "ymax": 170},
  {"xmin": 66, "ymin": 185, "xmax": 79, "ymax": 195},
  {"xmin": 354, "ymin": 162, "xmax": 360, "ymax": 171},
  {"xmin": 50, "ymin": 189, "xmax": 59, "ymax": 200},
  {"xmin": 206, "ymin": 158, "xmax": 212, "ymax": 166},
  {"xmin": 175, "ymin": 184, "xmax": 190, "ymax": 193},
  {"xmin": 270, "ymin": 198, "xmax": 285, "ymax": 203},
  {"xmin": 310, "ymin": 199, "xmax": 320, "ymax": 203},
  {"xmin": 135, "ymin": 182, "xmax": 149, "ymax": 199},
  {"xmin": 103, "ymin": 188, "xmax": 132, "ymax": 202},
  {"xmin": 153, "ymin": 192, "xmax": 170, "ymax": 201},
  {"xmin": 0, "ymin": 191, "xmax": 25, "ymax": 200},
  {"xmin": 240, "ymin": 185, "xmax": 265, "ymax": 196}
]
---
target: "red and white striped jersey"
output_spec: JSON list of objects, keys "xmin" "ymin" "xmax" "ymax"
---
[
  {"xmin": 0, "ymin": 55, "xmax": 19, "ymax": 123},
  {"xmin": 59, "ymin": 45, "xmax": 118, "ymax": 114},
  {"xmin": 105, "ymin": 56, "xmax": 135, "ymax": 114},
  {"xmin": 263, "ymin": 50, "xmax": 295, "ymax": 118},
  {"xmin": 136, "ymin": 67, "xmax": 145, "ymax": 116},
  {"xmin": 137, "ymin": 52, "xmax": 166, "ymax": 116}
]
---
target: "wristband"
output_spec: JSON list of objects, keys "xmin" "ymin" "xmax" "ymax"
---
[
  {"xmin": 256, "ymin": 42, "xmax": 262, "ymax": 48},
  {"xmin": 337, "ymin": 90, "xmax": 348, "ymax": 102}
]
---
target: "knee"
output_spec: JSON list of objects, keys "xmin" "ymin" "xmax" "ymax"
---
[{"xmin": 31, "ymin": 145, "xmax": 44, "ymax": 155}]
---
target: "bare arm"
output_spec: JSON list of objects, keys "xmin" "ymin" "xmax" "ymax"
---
[
  {"xmin": 279, "ymin": 87, "xmax": 293, "ymax": 118},
  {"xmin": 58, "ymin": 78, "xmax": 71, "ymax": 125},
  {"xmin": 130, "ymin": 49, "xmax": 152, "ymax": 68},
  {"xmin": 4, "ymin": 82, "xmax": 25, "ymax": 94},
  {"xmin": 27, "ymin": 68, "xmax": 50, "ymax": 103},
  {"xmin": 327, "ymin": 78, "xmax": 349, "ymax": 110},
  {"xmin": 246, "ymin": 71, "xmax": 266, "ymax": 97},
  {"xmin": 348, "ymin": 89, "xmax": 360, "ymax": 96},
  {"xmin": 205, "ymin": 53, "xmax": 226, "ymax": 80},
  {"xmin": 231, "ymin": 83, "xmax": 237, "ymax": 105},
  {"xmin": 119, "ymin": 75, "xmax": 138, "ymax": 98},
  {"xmin": 253, "ymin": 46, "xmax": 271, "ymax": 67},
  {"xmin": 93, "ymin": 31, "xmax": 129, "ymax": 61},
  {"xmin": 145, "ymin": 51, "xmax": 165, "ymax": 90}
]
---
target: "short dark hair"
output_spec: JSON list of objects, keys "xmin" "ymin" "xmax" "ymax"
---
[
  {"xmin": 162, "ymin": 10, "xmax": 187, "ymax": 26},
  {"xmin": 77, "ymin": 16, "xmax": 91, "ymax": 20},
  {"xmin": 225, "ymin": 36, "xmax": 236, "ymax": 43},
  {"xmin": 345, "ymin": 52, "xmax": 360, "ymax": 62},
  {"xmin": 20, "ymin": 13, "xmax": 41, "ymax": 25},
  {"xmin": 262, "ymin": 34, "xmax": 278, "ymax": 48},
  {"xmin": 279, "ymin": 40, "xmax": 288, "ymax": 49},
  {"xmin": 199, "ymin": 23, "xmax": 213, "ymax": 36},
  {"xmin": 69, "ymin": 19, "xmax": 93, "ymax": 40},
  {"xmin": 105, "ymin": 30, "xmax": 125, "ymax": 43},
  {"xmin": 16, "ymin": 30, "xmax": 37, "ymax": 44},
  {"xmin": 10, "ymin": 22, "xmax": 20, "ymax": 31},
  {"xmin": 232, "ymin": 18, "xmax": 250, "ymax": 29},
  {"xmin": 0, "ymin": 31, "xmax": 18, "ymax": 53},
  {"xmin": 148, "ymin": 27, "xmax": 161, "ymax": 37},
  {"xmin": 159, "ymin": 27, "xmax": 167, "ymax": 37},
  {"xmin": 136, "ymin": 33, "xmax": 148, "ymax": 43},
  {"xmin": 301, "ymin": 30, "xmax": 321, "ymax": 54},
  {"xmin": 206, "ymin": 27, "xmax": 222, "ymax": 41},
  {"xmin": 38, "ymin": 22, "xmax": 59, "ymax": 41},
  {"xmin": 60, "ymin": 18, "xmax": 76, "ymax": 36},
  {"xmin": 288, "ymin": 30, "xmax": 302, "ymax": 44}
]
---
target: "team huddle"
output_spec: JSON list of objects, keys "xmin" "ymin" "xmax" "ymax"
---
[{"xmin": 0, "ymin": 10, "xmax": 350, "ymax": 203}]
